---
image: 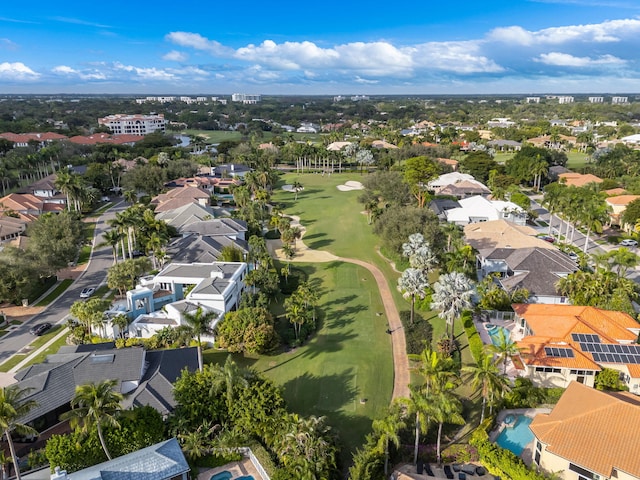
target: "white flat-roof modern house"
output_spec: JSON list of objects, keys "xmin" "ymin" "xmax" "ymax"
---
[{"xmin": 105, "ymin": 262, "xmax": 248, "ymax": 341}]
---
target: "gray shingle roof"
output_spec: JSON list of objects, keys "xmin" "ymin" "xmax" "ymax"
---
[
  {"xmin": 167, "ymin": 235, "xmax": 248, "ymax": 264},
  {"xmin": 180, "ymin": 218, "xmax": 247, "ymax": 236},
  {"xmin": 67, "ymin": 438, "xmax": 189, "ymax": 480}
]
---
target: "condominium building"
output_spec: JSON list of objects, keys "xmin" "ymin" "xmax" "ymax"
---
[
  {"xmin": 231, "ymin": 93, "xmax": 262, "ymax": 104},
  {"xmin": 526, "ymin": 97, "xmax": 541, "ymax": 103},
  {"xmin": 588, "ymin": 96, "xmax": 604, "ymax": 103},
  {"xmin": 612, "ymin": 96, "xmax": 629, "ymax": 104},
  {"xmin": 98, "ymin": 113, "xmax": 167, "ymax": 135},
  {"xmin": 557, "ymin": 96, "xmax": 574, "ymax": 104}
]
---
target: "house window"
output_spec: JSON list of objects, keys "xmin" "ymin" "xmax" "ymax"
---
[{"xmin": 534, "ymin": 450, "xmax": 541, "ymax": 465}]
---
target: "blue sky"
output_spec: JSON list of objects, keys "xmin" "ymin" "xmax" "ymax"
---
[{"xmin": 1, "ymin": 0, "xmax": 640, "ymax": 95}]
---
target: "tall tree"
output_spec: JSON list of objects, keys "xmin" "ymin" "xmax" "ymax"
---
[
  {"xmin": 60, "ymin": 380, "xmax": 123, "ymax": 461},
  {"xmin": 0, "ymin": 386, "xmax": 37, "ymax": 480},
  {"xmin": 431, "ymin": 272, "xmax": 475, "ymax": 347},
  {"xmin": 182, "ymin": 307, "xmax": 218, "ymax": 371},
  {"xmin": 462, "ymin": 353, "xmax": 509, "ymax": 423},
  {"xmin": 397, "ymin": 268, "xmax": 429, "ymax": 325},
  {"xmin": 372, "ymin": 405, "xmax": 405, "ymax": 476}
]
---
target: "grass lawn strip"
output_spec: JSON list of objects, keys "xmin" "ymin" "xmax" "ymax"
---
[
  {"xmin": 0, "ymin": 355, "xmax": 27, "ymax": 373},
  {"xmin": 36, "ymin": 279, "xmax": 74, "ymax": 307}
]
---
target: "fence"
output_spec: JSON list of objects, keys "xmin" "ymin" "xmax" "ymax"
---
[{"xmin": 479, "ymin": 310, "xmax": 515, "ymax": 322}]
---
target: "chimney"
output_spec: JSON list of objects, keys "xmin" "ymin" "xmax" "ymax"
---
[{"xmin": 51, "ymin": 466, "xmax": 68, "ymax": 479}]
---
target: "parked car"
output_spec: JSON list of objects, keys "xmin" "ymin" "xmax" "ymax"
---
[
  {"xmin": 620, "ymin": 239, "xmax": 638, "ymax": 247},
  {"xmin": 537, "ymin": 234, "xmax": 555, "ymax": 243},
  {"xmin": 80, "ymin": 287, "xmax": 95, "ymax": 298},
  {"xmin": 29, "ymin": 323, "xmax": 52, "ymax": 336},
  {"xmin": 567, "ymin": 252, "xmax": 579, "ymax": 261}
]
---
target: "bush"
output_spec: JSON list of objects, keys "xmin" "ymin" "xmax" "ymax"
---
[
  {"xmin": 400, "ymin": 310, "xmax": 434, "ymax": 354},
  {"xmin": 279, "ymin": 267, "xmax": 307, "ymax": 294}
]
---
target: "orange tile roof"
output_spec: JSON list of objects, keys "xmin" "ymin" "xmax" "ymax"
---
[
  {"xmin": 530, "ymin": 381, "xmax": 640, "ymax": 478},
  {"xmin": 513, "ymin": 304, "xmax": 640, "ymax": 374},
  {"xmin": 606, "ymin": 194, "xmax": 640, "ymax": 206},
  {"xmin": 558, "ymin": 172, "xmax": 603, "ymax": 187},
  {"xmin": 605, "ymin": 188, "xmax": 628, "ymax": 196}
]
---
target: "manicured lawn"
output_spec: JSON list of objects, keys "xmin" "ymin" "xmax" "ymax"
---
[
  {"xmin": 78, "ymin": 221, "xmax": 98, "ymax": 264},
  {"xmin": 22, "ymin": 332, "xmax": 69, "ymax": 367},
  {"xmin": 205, "ymin": 261, "xmax": 393, "ymax": 462},
  {"xmin": 0, "ymin": 354, "xmax": 27, "ymax": 373},
  {"xmin": 565, "ymin": 150, "xmax": 593, "ymax": 171},
  {"xmin": 36, "ymin": 279, "xmax": 73, "ymax": 307},
  {"xmin": 181, "ymin": 129, "xmax": 323, "ymax": 145}
]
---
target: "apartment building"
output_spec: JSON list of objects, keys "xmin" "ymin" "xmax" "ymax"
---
[{"xmin": 98, "ymin": 113, "xmax": 167, "ymax": 135}]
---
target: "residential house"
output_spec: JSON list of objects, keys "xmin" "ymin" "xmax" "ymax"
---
[
  {"xmin": 464, "ymin": 220, "xmax": 556, "ymax": 252},
  {"xmin": 476, "ymin": 247, "xmax": 576, "ymax": 304},
  {"xmin": 326, "ymin": 141, "xmax": 353, "ymax": 151},
  {"xmin": 428, "ymin": 173, "xmax": 491, "ymax": 198},
  {"xmin": 371, "ymin": 140, "xmax": 398, "ymax": 149},
  {"xmin": 530, "ymin": 381, "xmax": 640, "ymax": 480},
  {"xmin": 0, "ymin": 216, "xmax": 28, "ymax": 243},
  {"xmin": 435, "ymin": 157, "xmax": 459, "ymax": 171},
  {"xmin": 151, "ymin": 186, "xmax": 211, "ymax": 213},
  {"xmin": 444, "ymin": 195, "xmax": 527, "ymax": 226},
  {"xmin": 155, "ymin": 203, "xmax": 219, "ymax": 231},
  {"xmin": 605, "ymin": 195, "xmax": 640, "ymax": 227},
  {"xmin": 620, "ymin": 133, "xmax": 640, "ymax": 146},
  {"xmin": 49, "ymin": 438, "xmax": 189, "ymax": 480},
  {"xmin": 166, "ymin": 218, "xmax": 249, "ymax": 264},
  {"xmin": 514, "ymin": 304, "xmax": 640, "ymax": 392},
  {"xmin": 0, "ymin": 132, "xmax": 67, "ymax": 148},
  {"xmin": 211, "ymin": 164, "xmax": 252, "ymax": 179},
  {"xmin": 558, "ymin": 172, "xmax": 603, "ymax": 188},
  {"xmin": 68, "ymin": 134, "xmax": 143, "ymax": 146},
  {"xmin": 487, "ymin": 139, "xmax": 522, "ymax": 152},
  {"xmin": 11, "ymin": 344, "xmax": 199, "ymax": 432},
  {"xmin": 428, "ymin": 198, "xmax": 461, "ymax": 220},
  {"xmin": 0, "ymin": 193, "xmax": 62, "ymax": 221},
  {"xmin": 113, "ymin": 261, "xmax": 248, "ymax": 340},
  {"xmin": 527, "ymin": 135, "xmax": 577, "ymax": 150}
]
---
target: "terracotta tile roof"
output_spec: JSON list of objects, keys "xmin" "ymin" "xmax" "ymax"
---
[
  {"xmin": 0, "ymin": 132, "xmax": 68, "ymax": 143},
  {"xmin": 464, "ymin": 220, "xmax": 556, "ymax": 251},
  {"xmin": 530, "ymin": 381, "xmax": 640, "ymax": 478},
  {"xmin": 513, "ymin": 304, "xmax": 640, "ymax": 375},
  {"xmin": 606, "ymin": 195, "xmax": 640, "ymax": 206},
  {"xmin": 69, "ymin": 133, "xmax": 144, "ymax": 145},
  {"xmin": 558, "ymin": 172, "xmax": 603, "ymax": 187},
  {"xmin": 605, "ymin": 188, "xmax": 628, "ymax": 196},
  {"xmin": 516, "ymin": 337, "xmax": 600, "ymax": 370},
  {"xmin": 0, "ymin": 193, "xmax": 43, "ymax": 212}
]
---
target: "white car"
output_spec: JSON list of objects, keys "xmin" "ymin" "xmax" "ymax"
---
[
  {"xmin": 80, "ymin": 287, "xmax": 95, "ymax": 298},
  {"xmin": 620, "ymin": 239, "xmax": 638, "ymax": 247}
]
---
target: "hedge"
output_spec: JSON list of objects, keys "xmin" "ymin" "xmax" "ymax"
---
[{"xmin": 462, "ymin": 311, "xmax": 485, "ymax": 363}]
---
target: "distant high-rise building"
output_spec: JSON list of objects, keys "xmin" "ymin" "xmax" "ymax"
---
[
  {"xmin": 526, "ymin": 97, "xmax": 540, "ymax": 103},
  {"xmin": 98, "ymin": 114, "xmax": 166, "ymax": 135},
  {"xmin": 589, "ymin": 97, "xmax": 604, "ymax": 103},
  {"xmin": 231, "ymin": 93, "xmax": 262, "ymax": 104},
  {"xmin": 558, "ymin": 96, "xmax": 574, "ymax": 104}
]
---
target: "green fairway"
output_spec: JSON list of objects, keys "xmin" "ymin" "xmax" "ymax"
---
[{"xmin": 204, "ymin": 261, "xmax": 393, "ymax": 460}]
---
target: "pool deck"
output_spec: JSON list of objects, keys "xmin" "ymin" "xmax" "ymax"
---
[
  {"xmin": 474, "ymin": 317, "xmax": 526, "ymax": 379},
  {"xmin": 394, "ymin": 462, "xmax": 498, "ymax": 480},
  {"xmin": 198, "ymin": 459, "xmax": 264, "ymax": 480}
]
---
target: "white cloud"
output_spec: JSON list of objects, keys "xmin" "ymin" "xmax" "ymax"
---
[
  {"xmin": 489, "ymin": 18, "xmax": 640, "ymax": 45},
  {"xmin": 412, "ymin": 41, "xmax": 504, "ymax": 73},
  {"xmin": 163, "ymin": 50, "xmax": 188, "ymax": 62},
  {"xmin": 535, "ymin": 52, "xmax": 626, "ymax": 66},
  {"xmin": 354, "ymin": 76, "xmax": 379, "ymax": 84},
  {"xmin": 53, "ymin": 65, "xmax": 107, "ymax": 80},
  {"xmin": 0, "ymin": 62, "xmax": 39, "ymax": 80},
  {"xmin": 0, "ymin": 38, "xmax": 18, "ymax": 50},
  {"xmin": 52, "ymin": 65, "xmax": 77, "ymax": 75},
  {"xmin": 165, "ymin": 32, "xmax": 232, "ymax": 56}
]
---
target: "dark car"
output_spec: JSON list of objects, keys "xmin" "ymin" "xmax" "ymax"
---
[{"xmin": 29, "ymin": 323, "xmax": 52, "ymax": 336}]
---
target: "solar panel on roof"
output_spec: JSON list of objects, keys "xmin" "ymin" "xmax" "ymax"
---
[{"xmin": 544, "ymin": 347, "xmax": 574, "ymax": 358}]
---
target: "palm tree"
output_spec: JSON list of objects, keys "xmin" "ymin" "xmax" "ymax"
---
[
  {"xmin": 486, "ymin": 329, "xmax": 521, "ymax": 374},
  {"xmin": 182, "ymin": 306, "xmax": 218, "ymax": 372},
  {"xmin": 427, "ymin": 389, "xmax": 465, "ymax": 466},
  {"xmin": 209, "ymin": 356, "xmax": 249, "ymax": 412},
  {"xmin": 0, "ymin": 386, "xmax": 37, "ymax": 480},
  {"xmin": 400, "ymin": 386, "xmax": 432, "ymax": 465},
  {"xmin": 397, "ymin": 268, "xmax": 429, "ymax": 325},
  {"xmin": 431, "ymin": 272, "xmax": 475, "ymax": 347},
  {"xmin": 462, "ymin": 353, "xmax": 509, "ymax": 423},
  {"xmin": 408, "ymin": 347, "xmax": 459, "ymax": 394},
  {"xmin": 292, "ymin": 181, "xmax": 303, "ymax": 201},
  {"xmin": 372, "ymin": 405, "xmax": 406, "ymax": 476},
  {"xmin": 60, "ymin": 380, "xmax": 123, "ymax": 461},
  {"xmin": 99, "ymin": 229, "xmax": 124, "ymax": 264},
  {"xmin": 110, "ymin": 314, "xmax": 129, "ymax": 339}
]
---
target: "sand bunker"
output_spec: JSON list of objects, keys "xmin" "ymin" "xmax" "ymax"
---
[
  {"xmin": 282, "ymin": 184, "xmax": 303, "ymax": 192},
  {"xmin": 337, "ymin": 180, "xmax": 364, "ymax": 191}
]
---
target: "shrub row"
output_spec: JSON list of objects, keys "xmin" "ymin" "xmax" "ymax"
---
[{"xmin": 462, "ymin": 311, "xmax": 484, "ymax": 363}]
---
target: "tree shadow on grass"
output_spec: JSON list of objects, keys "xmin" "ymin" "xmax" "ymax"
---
[
  {"xmin": 305, "ymin": 237, "xmax": 334, "ymax": 249},
  {"xmin": 323, "ymin": 303, "xmax": 369, "ymax": 329},
  {"xmin": 300, "ymin": 331, "xmax": 359, "ymax": 359}
]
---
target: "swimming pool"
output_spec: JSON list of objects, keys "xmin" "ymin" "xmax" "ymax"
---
[
  {"xmin": 495, "ymin": 415, "xmax": 534, "ymax": 456},
  {"xmin": 209, "ymin": 473, "xmax": 254, "ymax": 480},
  {"xmin": 486, "ymin": 324, "xmax": 510, "ymax": 346},
  {"xmin": 210, "ymin": 472, "xmax": 232, "ymax": 480}
]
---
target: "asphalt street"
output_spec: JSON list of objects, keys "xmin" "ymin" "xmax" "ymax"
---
[{"xmin": 0, "ymin": 200, "xmax": 127, "ymax": 362}]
